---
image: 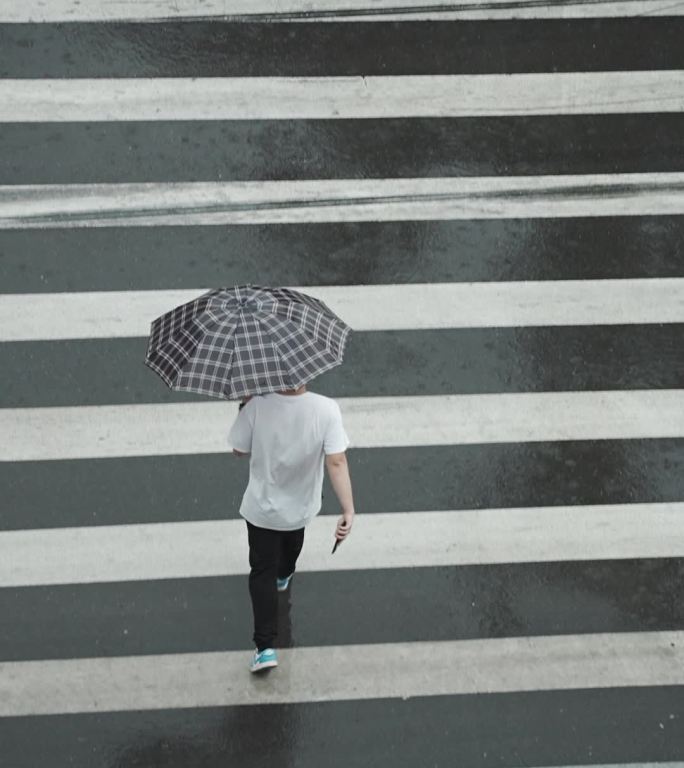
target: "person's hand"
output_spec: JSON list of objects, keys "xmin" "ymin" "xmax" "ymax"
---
[{"xmin": 335, "ymin": 511, "xmax": 354, "ymax": 542}]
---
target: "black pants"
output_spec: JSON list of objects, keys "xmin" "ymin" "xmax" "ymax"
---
[{"xmin": 246, "ymin": 520, "xmax": 305, "ymax": 652}]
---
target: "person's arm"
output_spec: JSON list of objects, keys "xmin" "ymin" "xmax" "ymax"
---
[
  {"xmin": 323, "ymin": 401, "xmax": 354, "ymax": 539},
  {"xmin": 325, "ymin": 451, "xmax": 355, "ymax": 539}
]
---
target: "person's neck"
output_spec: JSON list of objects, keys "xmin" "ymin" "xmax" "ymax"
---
[{"xmin": 276, "ymin": 386, "xmax": 307, "ymax": 396}]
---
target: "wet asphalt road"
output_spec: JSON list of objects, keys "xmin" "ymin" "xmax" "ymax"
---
[{"xmin": 1, "ymin": 10, "xmax": 683, "ymax": 768}]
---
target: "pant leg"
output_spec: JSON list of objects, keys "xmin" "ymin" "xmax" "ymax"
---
[
  {"xmin": 278, "ymin": 526, "xmax": 305, "ymax": 579},
  {"xmin": 246, "ymin": 520, "xmax": 280, "ymax": 652}
]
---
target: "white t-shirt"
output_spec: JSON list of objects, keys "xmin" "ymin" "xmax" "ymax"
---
[{"xmin": 228, "ymin": 391, "xmax": 350, "ymax": 531}]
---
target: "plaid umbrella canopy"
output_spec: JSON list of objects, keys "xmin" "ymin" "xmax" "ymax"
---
[{"xmin": 144, "ymin": 285, "xmax": 351, "ymax": 400}]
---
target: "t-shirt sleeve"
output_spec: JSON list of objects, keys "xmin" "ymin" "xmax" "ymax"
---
[
  {"xmin": 324, "ymin": 402, "xmax": 351, "ymax": 455},
  {"xmin": 228, "ymin": 399, "xmax": 255, "ymax": 452}
]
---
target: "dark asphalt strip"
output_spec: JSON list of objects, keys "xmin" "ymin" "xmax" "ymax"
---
[
  {"xmin": 3, "ymin": 439, "xmax": 683, "ymax": 530},
  {"xmin": 1, "ymin": 18, "xmax": 683, "ymax": 77},
  {"xmin": 3, "ymin": 114, "xmax": 684, "ymax": 184},
  {"xmin": 1, "ymin": 216, "xmax": 682, "ymax": 293},
  {"xmin": 2, "ymin": 324, "xmax": 683, "ymax": 407},
  {"xmin": 0, "ymin": 686, "xmax": 681, "ymax": 768},
  {"xmin": 1, "ymin": 558, "xmax": 681, "ymax": 661}
]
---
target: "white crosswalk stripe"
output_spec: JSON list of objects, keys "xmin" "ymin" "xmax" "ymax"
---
[
  {"xmin": 1, "ymin": 0, "xmax": 682, "ymax": 21},
  {"xmin": 2, "ymin": 73, "xmax": 683, "ymax": 122},
  {"xmin": 4, "ymin": 390, "xmax": 684, "ymax": 460},
  {"xmin": 2, "ymin": 279, "xmax": 683, "ymax": 341},
  {"xmin": 3, "ymin": 174, "xmax": 684, "ymax": 228},
  {"xmin": 1, "ymin": 503, "xmax": 682, "ymax": 587},
  {"xmin": 3, "ymin": 631, "xmax": 682, "ymax": 716}
]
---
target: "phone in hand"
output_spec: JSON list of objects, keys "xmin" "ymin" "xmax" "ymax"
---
[{"xmin": 332, "ymin": 520, "xmax": 346, "ymax": 553}]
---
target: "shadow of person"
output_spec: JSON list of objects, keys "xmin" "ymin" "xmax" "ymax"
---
[{"xmin": 111, "ymin": 585, "xmax": 300, "ymax": 767}]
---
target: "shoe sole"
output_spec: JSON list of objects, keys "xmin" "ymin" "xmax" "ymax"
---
[{"xmin": 250, "ymin": 659, "xmax": 278, "ymax": 672}]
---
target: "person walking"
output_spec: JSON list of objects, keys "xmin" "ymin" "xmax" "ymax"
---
[
  {"xmin": 144, "ymin": 284, "xmax": 353, "ymax": 672},
  {"xmin": 228, "ymin": 383, "xmax": 355, "ymax": 673}
]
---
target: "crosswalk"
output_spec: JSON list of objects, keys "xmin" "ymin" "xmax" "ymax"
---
[
  {"xmin": 4, "ymin": 390, "xmax": 684, "ymax": 459},
  {"xmin": 3, "ymin": 0, "xmax": 684, "ymax": 20},
  {"xmin": 4, "ymin": 631, "xmax": 682, "ymax": 716},
  {"xmin": 1, "ymin": 2, "xmax": 683, "ymax": 766},
  {"xmin": 2, "ymin": 503, "xmax": 683, "ymax": 587},
  {"xmin": 3, "ymin": 174, "xmax": 684, "ymax": 228},
  {"xmin": 3, "ymin": 73, "xmax": 684, "ymax": 121},
  {"xmin": 4, "ymin": 279, "xmax": 684, "ymax": 339}
]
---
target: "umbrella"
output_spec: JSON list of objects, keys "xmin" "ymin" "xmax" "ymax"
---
[{"xmin": 144, "ymin": 284, "xmax": 351, "ymax": 400}]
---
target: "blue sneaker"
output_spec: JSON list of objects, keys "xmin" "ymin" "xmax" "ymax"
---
[
  {"xmin": 249, "ymin": 647, "xmax": 278, "ymax": 673},
  {"xmin": 277, "ymin": 572, "xmax": 294, "ymax": 591}
]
